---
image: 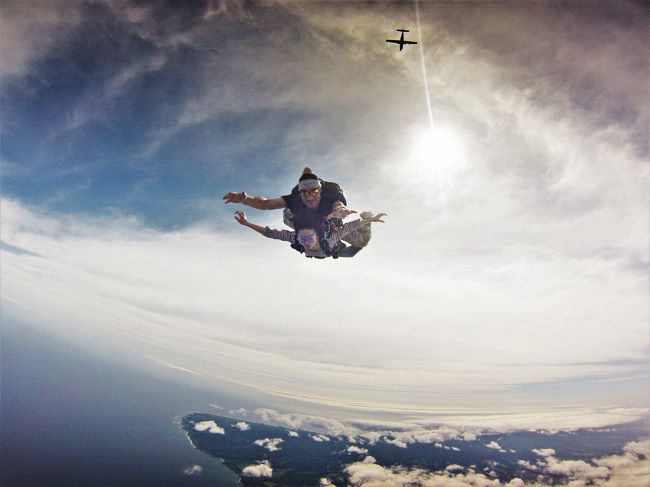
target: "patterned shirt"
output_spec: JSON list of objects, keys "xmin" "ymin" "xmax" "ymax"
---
[{"xmin": 262, "ymin": 218, "xmax": 366, "ymax": 258}]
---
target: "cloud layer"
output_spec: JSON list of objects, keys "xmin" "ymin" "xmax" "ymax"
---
[
  {"xmin": 343, "ymin": 439, "xmax": 650, "ymax": 486},
  {"xmin": 2, "ymin": 196, "xmax": 648, "ymax": 425}
]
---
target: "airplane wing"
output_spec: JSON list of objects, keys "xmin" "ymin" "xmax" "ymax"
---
[
  {"xmin": 385, "ymin": 39, "xmax": 401, "ymax": 44},
  {"xmin": 402, "ymin": 40, "xmax": 417, "ymax": 45}
]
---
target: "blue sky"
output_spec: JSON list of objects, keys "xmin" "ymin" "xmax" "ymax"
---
[{"xmin": 1, "ymin": 0, "xmax": 649, "ymax": 433}]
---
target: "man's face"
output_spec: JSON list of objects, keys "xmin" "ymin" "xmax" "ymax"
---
[
  {"xmin": 300, "ymin": 188, "xmax": 322, "ymax": 209},
  {"xmin": 297, "ymin": 229, "xmax": 319, "ymax": 249}
]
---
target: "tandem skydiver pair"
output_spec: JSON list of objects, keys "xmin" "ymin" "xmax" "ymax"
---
[{"xmin": 223, "ymin": 168, "xmax": 386, "ymax": 259}]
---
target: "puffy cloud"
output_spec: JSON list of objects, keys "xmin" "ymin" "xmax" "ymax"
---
[
  {"xmin": 344, "ymin": 457, "xmax": 508, "ymax": 487},
  {"xmin": 341, "ymin": 439, "xmax": 650, "ymax": 486},
  {"xmin": 486, "ymin": 441, "xmax": 507, "ymax": 453},
  {"xmin": 288, "ymin": 431, "xmax": 299, "ymax": 437},
  {"xmin": 311, "ymin": 434, "xmax": 331, "ymax": 443},
  {"xmin": 241, "ymin": 460, "xmax": 272, "ymax": 478},
  {"xmin": 383, "ymin": 437, "xmax": 408, "ymax": 449},
  {"xmin": 529, "ymin": 439, "xmax": 650, "ymax": 486},
  {"xmin": 234, "ymin": 421, "xmax": 250, "ymax": 431},
  {"xmin": 545, "ymin": 458, "xmax": 609, "ymax": 481},
  {"xmin": 532, "ymin": 448, "xmax": 556, "ymax": 458},
  {"xmin": 254, "ymin": 438, "xmax": 283, "ymax": 452},
  {"xmin": 344, "ymin": 456, "xmax": 388, "ymax": 486},
  {"xmin": 517, "ymin": 460, "xmax": 539, "ymax": 472},
  {"xmin": 320, "ymin": 478, "xmax": 335, "ymax": 486},
  {"xmin": 347, "ymin": 446, "xmax": 369, "ymax": 455},
  {"xmin": 193, "ymin": 420, "xmax": 225, "ymax": 434},
  {"xmin": 182, "ymin": 464, "xmax": 202, "ymax": 476}
]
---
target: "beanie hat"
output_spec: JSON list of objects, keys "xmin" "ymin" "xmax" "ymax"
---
[{"xmin": 298, "ymin": 172, "xmax": 322, "ymax": 191}]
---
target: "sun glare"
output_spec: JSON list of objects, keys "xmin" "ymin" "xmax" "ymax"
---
[
  {"xmin": 405, "ymin": 127, "xmax": 466, "ymax": 203},
  {"xmin": 412, "ymin": 128, "xmax": 464, "ymax": 177}
]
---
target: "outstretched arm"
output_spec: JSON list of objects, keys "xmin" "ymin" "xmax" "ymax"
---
[
  {"xmin": 234, "ymin": 210, "xmax": 267, "ymax": 234},
  {"xmin": 326, "ymin": 201, "xmax": 357, "ymax": 220},
  {"xmin": 223, "ymin": 192, "xmax": 286, "ymax": 210},
  {"xmin": 234, "ymin": 211, "xmax": 296, "ymax": 243},
  {"xmin": 339, "ymin": 213, "xmax": 387, "ymax": 237}
]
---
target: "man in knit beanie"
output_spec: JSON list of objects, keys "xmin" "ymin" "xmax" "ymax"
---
[{"xmin": 223, "ymin": 167, "xmax": 374, "ymax": 256}]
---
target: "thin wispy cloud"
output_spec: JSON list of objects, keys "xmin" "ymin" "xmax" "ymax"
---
[{"xmin": 1, "ymin": 197, "xmax": 648, "ymax": 425}]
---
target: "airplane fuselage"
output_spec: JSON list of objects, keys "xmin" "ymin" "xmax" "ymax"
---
[{"xmin": 386, "ymin": 29, "xmax": 417, "ymax": 51}]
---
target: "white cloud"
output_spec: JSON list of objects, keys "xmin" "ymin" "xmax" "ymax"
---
[
  {"xmin": 254, "ymin": 438, "xmax": 283, "ymax": 452},
  {"xmin": 342, "ymin": 441, "xmax": 650, "ymax": 485},
  {"xmin": 532, "ymin": 448, "xmax": 556, "ymax": 458},
  {"xmin": 2, "ymin": 196, "xmax": 646, "ymax": 426},
  {"xmin": 241, "ymin": 460, "xmax": 272, "ymax": 478},
  {"xmin": 182, "ymin": 464, "xmax": 202, "ymax": 476},
  {"xmin": 234, "ymin": 421, "xmax": 250, "ymax": 431},
  {"xmin": 529, "ymin": 440, "xmax": 650, "ymax": 486},
  {"xmin": 253, "ymin": 409, "xmax": 347, "ymax": 435},
  {"xmin": 344, "ymin": 456, "xmax": 518, "ymax": 487},
  {"xmin": 486, "ymin": 441, "xmax": 506, "ymax": 453},
  {"xmin": 193, "ymin": 420, "xmax": 225, "ymax": 434},
  {"xmin": 347, "ymin": 446, "xmax": 368, "ymax": 455},
  {"xmin": 311, "ymin": 434, "xmax": 331, "ymax": 443},
  {"xmin": 383, "ymin": 437, "xmax": 408, "ymax": 449},
  {"xmin": 288, "ymin": 431, "xmax": 299, "ymax": 437}
]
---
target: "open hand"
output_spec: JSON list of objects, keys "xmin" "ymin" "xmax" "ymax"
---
[
  {"xmin": 234, "ymin": 210, "xmax": 248, "ymax": 225},
  {"xmin": 223, "ymin": 191, "xmax": 247, "ymax": 204},
  {"xmin": 326, "ymin": 205, "xmax": 357, "ymax": 220}
]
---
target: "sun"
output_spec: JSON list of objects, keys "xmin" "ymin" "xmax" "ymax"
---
[{"xmin": 412, "ymin": 127, "xmax": 464, "ymax": 178}]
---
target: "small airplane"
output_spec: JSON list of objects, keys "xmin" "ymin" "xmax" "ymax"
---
[{"xmin": 386, "ymin": 28, "xmax": 417, "ymax": 51}]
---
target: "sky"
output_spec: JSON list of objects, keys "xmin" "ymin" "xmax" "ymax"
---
[{"xmin": 1, "ymin": 0, "xmax": 649, "ymax": 436}]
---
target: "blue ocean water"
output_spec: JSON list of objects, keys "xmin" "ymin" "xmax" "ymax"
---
[{"xmin": 0, "ymin": 318, "xmax": 240, "ymax": 487}]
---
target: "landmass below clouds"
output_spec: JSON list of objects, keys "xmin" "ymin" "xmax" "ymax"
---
[{"xmin": 184, "ymin": 411, "xmax": 649, "ymax": 486}]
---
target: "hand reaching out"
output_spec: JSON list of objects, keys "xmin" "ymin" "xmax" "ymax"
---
[
  {"xmin": 366, "ymin": 212, "xmax": 387, "ymax": 223},
  {"xmin": 223, "ymin": 192, "xmax": 247, "ymax": 204},
  {"xmin": 234, "ymin": 210, "xmax": 248, "ymax": 225},
  {"xmin": 326, "ymin": 205, "xmax": 357, "ymax": 220}
]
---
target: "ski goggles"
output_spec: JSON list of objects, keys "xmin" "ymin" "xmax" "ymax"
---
[{"xmin": 297, "ymin": 233, "xmax": 318, "ymax": 246}]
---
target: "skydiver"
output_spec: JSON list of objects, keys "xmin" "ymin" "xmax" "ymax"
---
[
  {"xmin": 223, "ymin": 168, "xmax": 373, "ymax": 257},
  {"xmin": 233, "ymin": 209, "xmax": 386, "ymax": 259}
]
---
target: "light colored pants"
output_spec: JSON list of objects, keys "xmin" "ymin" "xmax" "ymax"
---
[{"xmin": 341, "ymin": 225, "xmax": 372, "ymax": 248}]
